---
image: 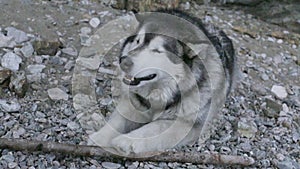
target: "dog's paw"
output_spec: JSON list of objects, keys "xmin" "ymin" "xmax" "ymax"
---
[
  {"xmin": 111, "ymin": 135, "xmax": 146, "ymax": 155},
  {"xmin": 89, "ymin": 132, "xmax": 113, "ymax": 148}
]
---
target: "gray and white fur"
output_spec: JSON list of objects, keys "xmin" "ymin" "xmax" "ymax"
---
[{"xmin": 89, "ymin": 10, "xmax": 237, "ymax": 156}]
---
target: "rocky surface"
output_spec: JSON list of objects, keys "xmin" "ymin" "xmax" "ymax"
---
[{"xmin": 0, "ymin": 0, "xmax": 299, "ymax": 169}]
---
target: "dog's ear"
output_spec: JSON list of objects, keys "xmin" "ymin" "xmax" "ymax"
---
[{"xmin": 181, "ymin": 41, "xmax": 210, "ymax": 59}]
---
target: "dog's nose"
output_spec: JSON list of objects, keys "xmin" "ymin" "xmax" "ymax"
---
[{"xmin": 119, "ymin": 55, "xmax": 133, "ymax": 71}]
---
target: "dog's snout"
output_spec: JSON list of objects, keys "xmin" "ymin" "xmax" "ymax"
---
[{"xmin": 119, "ymin": 55, "xmax": 133, "ymax": 71}]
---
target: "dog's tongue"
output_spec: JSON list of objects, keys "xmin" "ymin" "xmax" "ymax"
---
[{"xmin": 123, "ymin": 74, "xmax": 157, "ymax": 86}]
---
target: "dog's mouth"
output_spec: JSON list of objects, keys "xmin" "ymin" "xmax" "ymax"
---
[{"xmin": 123, "ymin": 74, "xmax": 157, "ymax": 86}]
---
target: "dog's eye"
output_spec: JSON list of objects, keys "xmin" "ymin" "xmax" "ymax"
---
[{"xmin": 151, "ymin": 49, "xmax": 162, "ymax": 53}]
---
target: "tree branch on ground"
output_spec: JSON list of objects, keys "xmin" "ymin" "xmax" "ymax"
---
[{"xmin": 0, "ymin": 138, "xmax": 255, "ymax": 166}]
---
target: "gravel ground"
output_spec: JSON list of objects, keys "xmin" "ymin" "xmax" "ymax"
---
[{"xmin": 0, "ymin": 0, "xmax": 299, "ymax": 168}]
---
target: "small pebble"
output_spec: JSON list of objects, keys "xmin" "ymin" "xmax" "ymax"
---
[
  {"xmin": 261, "ymin": 73, "xmax": 269, "ymax": 81},
  {"xmin": 102, "ymin": 162, "xmax": 121, "ymax": 169},
  {"xmin": 89, "ymin": 18, "xmax": 100, "ymax": 28}
]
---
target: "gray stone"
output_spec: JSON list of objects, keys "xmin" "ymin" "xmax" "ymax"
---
[
  {"xmin": 271, "ymin": 85, "xmax": 288, "ymax": 99},
  {"xmin": 80, "ymin": 34, "xmax": 91, "ymax": 46},
  {"xmin": 27, "ymin": 64, "xmax": 46, "ymax": 74},
  {"xmin": 1, "ymin": 154, "xmax": 15, "ymax": 163},
  {"xmin": 9, "ymin": 71, "xmax": 28, "ymax": 97},
  {"xmin": 89, "ymin": 17, "xmax": 101, "ymax": 28},
  {"xmin": 237, "ymin": 118, "xmax": 257, "ymax": 138},
  {"xmin": 20, "ymin": 43, "xmax": 34, "ymax": 57},
  {"xmin": 0, "ymin": 33, "xmax": 16, "ymax": 48},
  {"xmin": 80, "ymin": 27, "xmax": 92, "ymax": 35},
  {"xmin": 12, "ymin": 127, "xmax": 26, "ymax": 138},
  {"xmin": 1, "ymin": 52, "xmax": 22, "ymax": 71},
  {"xmin": 67, "ymin": 121, "xmax": 80, "ymax": 130},
  {"xmin": 8, "ymin": 162, "xmax": 18, "ymax": 169},
  {"xmin": 0, "ymin": 69, "xmax": 12, "ymax": 85},
  {"xmin": 0, "ymin": 99, "xmax": 21, "ymax": 113},
  {"xmin": 261, "ymin": 73, "xmax": 269, "ymax": 81},
  {"xmin": 64, "ymin": 60, "xmax": 75, "ymax": 71},
  {"xmin": 62, "ymin": 47, "xmax": 78, "ymax": 57},
  {"xmin": 47, "ymin": 88, "xmax": 69, "ymax": 101},
  {"xmin": 276, "ymin": 158, "xmax": 300, "ymax": 169},
  {"xmin": 26, "ymin": 73, "xmax": 42, "ymax": 83},
  {"xmin": 102, "ymin": 162, "xmax": 121, "ymax": 169},
  {"xmin": 33, "ymin": 39, "xmax": 62, "ymax": 56},
  {"xmin": 98, "ymin": 67, "xmax": 116, "ymax": 75},
  {"xmin": 5, "ymin": 27, "xmax": 29, "ymax": 43}
]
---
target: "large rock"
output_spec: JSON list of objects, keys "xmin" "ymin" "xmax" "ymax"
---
[
  {"xmin": 0, "ymin": 99, "xmax": 21, "ymax": 113},
  {"xmin": 33, "ymin": 39, "xmax": 62, "ymax": 56},
  {"xmin": 5, "ymin": 27, "xmax": 29, "ymax": 43},
  {"xmin": 1, "ymin": 52, "xmax": 22, "ymax": 71},
  {"xmin": 271, "ymin": 85, "xmax": 288, "ymax": 99},
  {"xmin": 9, "ymin": 71, "xmax": 28, "ymax": 97},
  {"xmin": 0, "ymin": 69, "xmax": 12, "ymax": 85}
]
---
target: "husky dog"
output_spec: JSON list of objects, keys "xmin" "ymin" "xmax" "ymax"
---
[{"xmin": 89, "ymin": 10, "xmax": 237, "ymax": 156}]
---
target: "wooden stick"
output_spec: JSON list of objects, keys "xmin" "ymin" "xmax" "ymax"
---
[{"xmin": 0, "ymin": 138, "xmax": 255, "ymax": 166}]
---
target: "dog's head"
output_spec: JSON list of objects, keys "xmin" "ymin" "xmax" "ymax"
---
[
  {"xmin": 120, "ymin": 33, "xmax": 185, "ymax": 85},
  {"xmin": 118, "ymin": 13, "xmax": 212, "ymax": 98}
]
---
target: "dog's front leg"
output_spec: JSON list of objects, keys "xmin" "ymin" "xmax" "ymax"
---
[
  {"xmin": 88, "ymin": 112, "xmax": 128, "ymax": 148},
  {"xmin": 111, "ymin": 119, "xmax": 198, "ymax": 155}
]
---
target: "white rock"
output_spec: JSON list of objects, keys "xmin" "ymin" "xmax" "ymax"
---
[
  {"xmin": 277, "ymin": 39, "xmax": 283, "ymax": 44},
  {"xmin": 267, "ymin": 37, "xmax": 275, "ymax": 42},
  {"xmin": 184, "ymin": 2, "xmax": 191, "ymax": 10},
  {"xmin": 0, "ymin": 33, "xmax": 16, "ymax": 48},
  {"xmin": 20, "ymin": 43, "xmax": 34, "ymax": 57},
  {"xmin": 47, "ymin": 88, "xmax": 69, "ymax": 101},
  {"xmin": 271, "ymin": 85, "xmax": 288, "ymax": 99},
  {"xmin": 5, "ymin": 27, "xmax": 29, "ymax": 43},
  {"xmin": 282, "ymin": 103, "xmax": 289, "ymax": 113},
  {"xmin": 0, "ymin": 99, "xmax": 21, "ymax": 113},
  {"xmin": 261, "ymin": 53, "xmax": 267, "ymax": 59},
  {"xmin": 89, "ymin": 17, "xmax": 100, "ymax": 28},
  {"xmin": 27, "ymin": 64, "xmax": 46, "ymax": 74},
  {"xmin": 1, "ymin": 52, "xmax": 22, "ymax": 71}
]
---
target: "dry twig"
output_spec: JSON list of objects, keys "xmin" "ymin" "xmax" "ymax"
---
[{"xmin": 0, "ymin": 138, "xmax": 255, "ymax": 166}]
